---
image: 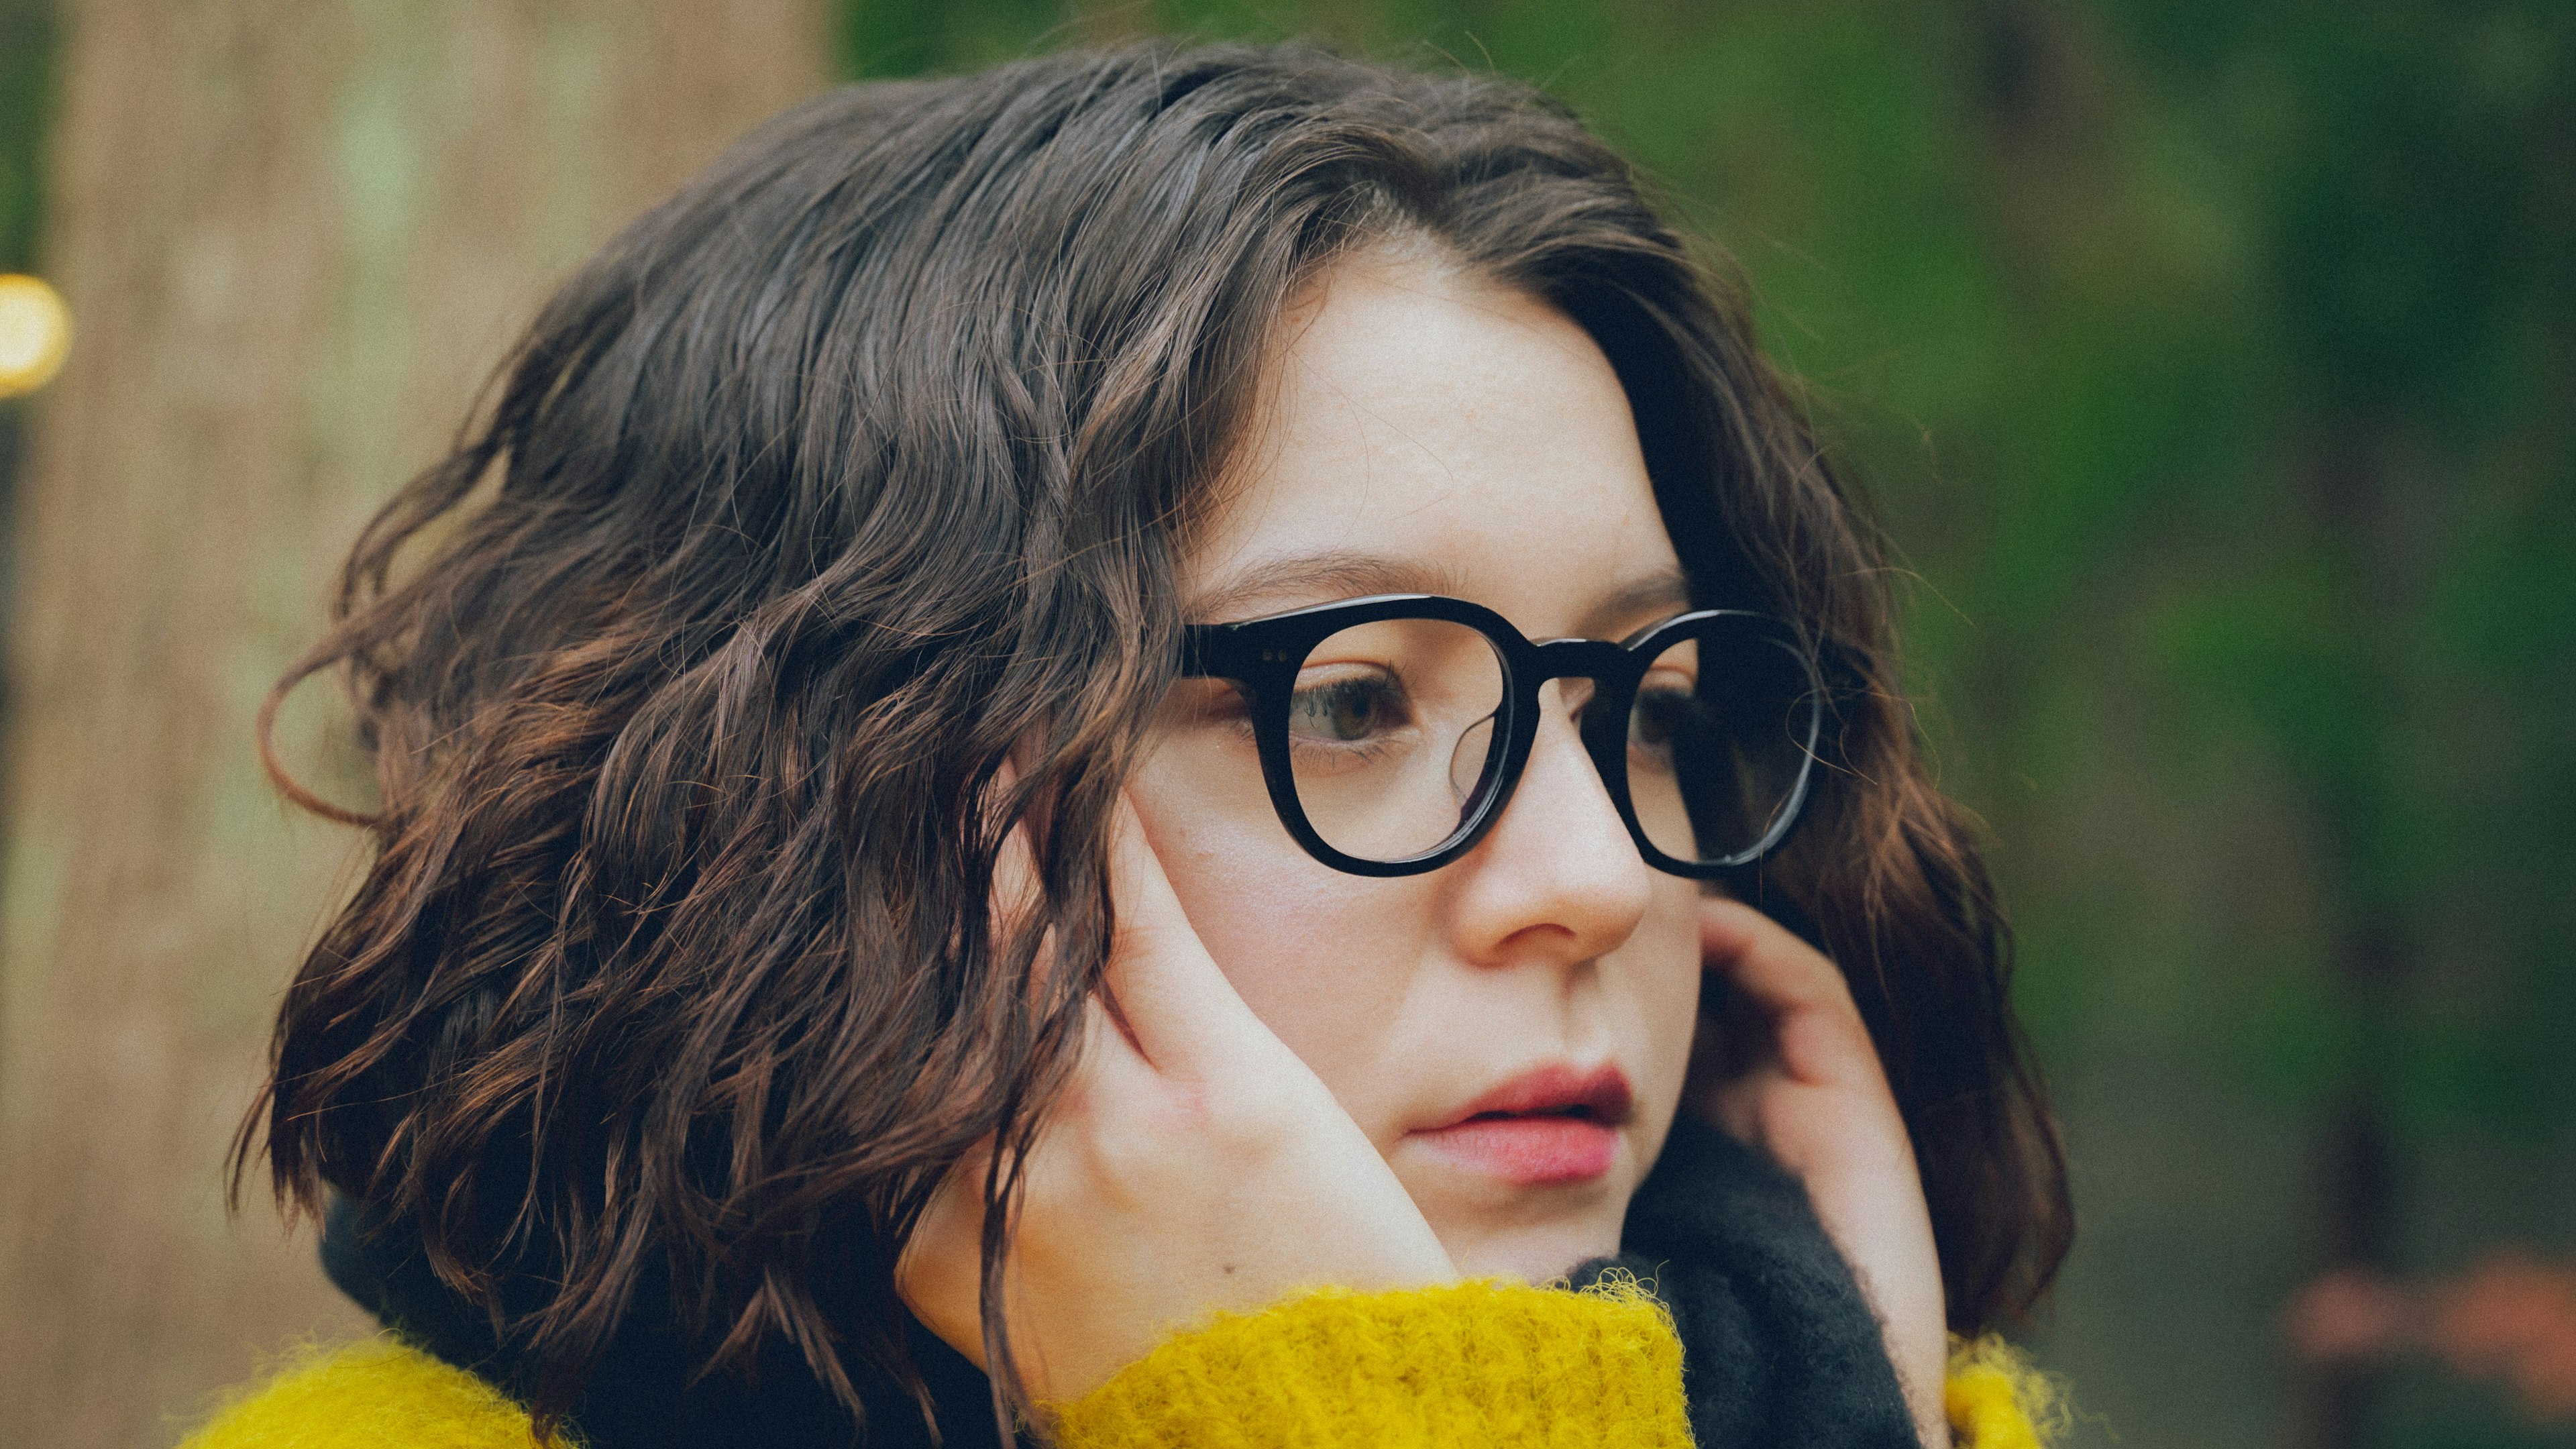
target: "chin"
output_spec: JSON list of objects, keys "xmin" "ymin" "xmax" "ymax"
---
[{"xmin": 1434, "ymin": 1207, "xmax": 1628, "ymax": 1285}]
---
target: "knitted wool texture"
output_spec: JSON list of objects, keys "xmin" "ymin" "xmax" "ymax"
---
[
  {"xmin": 1048, "ymin": 1279, "xmax": 1691, "ymax": 1449},
  {"xmin": 179, "ymin": 1339, "xmax": 566, "ymax": 1449},
  {"xmin": 174, "ymin": 1291, "xmax": 2061, "ymax": 1448},
  {"xmin": 1945, "ymin": 1336, "xmax": 2068, "ymax": 1449},
  {"xmin": 1574, "ymin": 1114, "xmax": 1921, "ymax": 1446},
  {"xmin": 174, "ymin": 1285, "xmax": 1689, "ymax": 1449}
]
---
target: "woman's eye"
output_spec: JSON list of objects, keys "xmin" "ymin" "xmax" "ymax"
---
[
  {"xmin": 1289, "ymin": 670, "xmax": 1404, "ymax": 742},
  {"xmin": 1630, "ymin": 685, "xmax": 1696, "ymax": 749}
]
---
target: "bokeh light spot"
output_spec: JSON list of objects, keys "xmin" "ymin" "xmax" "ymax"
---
[{"xmin": 0, "ymin": 274, "xmax": 72, "ymax": 398}]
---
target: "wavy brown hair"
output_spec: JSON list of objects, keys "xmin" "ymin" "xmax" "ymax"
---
[{"xmin": 240, "ymin": 40, "xmax": 2069, "ymax": 1436}]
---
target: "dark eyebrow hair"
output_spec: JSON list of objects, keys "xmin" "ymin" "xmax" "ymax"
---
[
  {"xmin": 1579, "ymin": 568, "xmax": 1693, "ymax": 638},
  {"xmin": 1189, "ymin": 551, "xmax": 1472, "ymax": 622},
  {"xmin": 1190, "ymin": 551, "xmax": 1693, "ymax": 636}
]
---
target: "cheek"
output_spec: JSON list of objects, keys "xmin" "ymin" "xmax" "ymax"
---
[
  {"xmin": 1619, "ymin": 885, "xmax": 1707, "ymax": 1144},
  {"xmin": 1126, "ymin": 759, "xmax": 1435, "ymax": 1087}
]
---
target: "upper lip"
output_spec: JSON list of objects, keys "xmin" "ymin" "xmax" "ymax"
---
[{"xmin": 1421, "ymin": 1062, "xmax": 1634, "ymax": 1131}]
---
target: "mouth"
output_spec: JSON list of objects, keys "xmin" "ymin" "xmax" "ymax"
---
[{"xmin": 1407, "ymin": 1063, "xmax": 1633, "ymax": 1187}]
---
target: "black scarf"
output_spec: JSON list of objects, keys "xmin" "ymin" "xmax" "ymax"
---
[{"xmin": 323, "ymin": 1114, "xmax": 1917, "ymax": 1447}]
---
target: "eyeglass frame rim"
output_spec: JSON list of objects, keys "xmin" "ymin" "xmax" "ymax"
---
[{"xmin": 1177, "ymin": 591, "xmax": 1825, "ymax": 879}]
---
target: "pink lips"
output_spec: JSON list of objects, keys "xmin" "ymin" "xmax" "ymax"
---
[{"xmin": 1409, "ymin": 1063, "xmax": 1633, "ymax": 1187}]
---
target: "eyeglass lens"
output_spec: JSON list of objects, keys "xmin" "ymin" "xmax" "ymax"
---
[
  {"xmin": 1620, "ymin": 623, "xmax": 1813, "ymax": 865},
  {"xmin": 1287, "ymin": 618, "xmax": 1504, "ymax": 861},
  {"xmin": 1284, "ymin": 616, "xmax": 1811, "ymax": 866}
]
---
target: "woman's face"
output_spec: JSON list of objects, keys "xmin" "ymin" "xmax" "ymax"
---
[{"xmin": 1127, "ymin": 250, "xmax": 1704, "ymax": 1282}]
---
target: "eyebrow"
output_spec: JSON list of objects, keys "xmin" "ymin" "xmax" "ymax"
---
[
  {"xmin": 1191, "ymin": 550, "xmax": 1695, "ymax": 637},
  {"xmin": 1191, "ymin": 551, "xmax": 1469, "ymax": 622},
  {"xmin": 1578, "ymin": 569, "xmax": 1694, "ymax": 637}
]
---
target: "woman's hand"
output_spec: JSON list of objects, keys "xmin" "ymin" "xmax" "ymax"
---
[
  {"xmin": 896, "ymin": 799, "xmax": 1459, "ymax": 1405},
  {"xmin": 1686, "ymin": 900, "xmax": 1952, "ymax": 1448}
]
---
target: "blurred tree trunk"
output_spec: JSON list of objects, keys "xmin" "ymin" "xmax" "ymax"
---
[
  {"xmin": 0, "ymin": 3, "xmax": 824, "ymax": 1445},
  {"xmin": 2294, "ymin": 433, "xmax": 2411, "ymax": 1449}
]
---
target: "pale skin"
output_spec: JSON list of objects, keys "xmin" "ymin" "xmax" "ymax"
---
[{"xmin": 900, "ymin": 250, "xmax": 1952, "ymax": 1444}]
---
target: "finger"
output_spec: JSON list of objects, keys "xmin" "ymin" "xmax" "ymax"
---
[
  {"xmin": 1071, "ymin": 981, "xmax": 1157, "ymax": 1104},
  {"xmin": 902, "ymin": 996, "xmax": 1146, "ymax": 1369},
  {"xmin": 1699, "ymin": 898, "xmax": 1876, "ymax": 1087},
  {"xmin": 1099, "ymin": 794, "xmax": 1272, "ymax": 1071},
  {"xmin": 1699, "ymin": 897, "xmax": 1858, "ymax": 1017},
  {"xmin": 985, "ymin": 757, "xmax": 1051, "ymax": 960},
  {"xmin": 894, "ymin": 1133, "xmax": 997, "ymax": 1363}
]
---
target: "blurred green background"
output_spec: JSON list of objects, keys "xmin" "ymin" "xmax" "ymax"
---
[
  {"xmin": 3, "ymin": 2, "xmax": 2570, "ymax": 1446},
  {"xmin": 845, "ymin": 8, "xmax": 2576, "ymax": 1441}
]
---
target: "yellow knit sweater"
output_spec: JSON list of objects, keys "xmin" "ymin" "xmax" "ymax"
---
[{"xmin": 179, "ymin": 1281, "xmax": 2055, "ymax": 1448}]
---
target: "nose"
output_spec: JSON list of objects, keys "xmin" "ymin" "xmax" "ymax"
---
[{"xmin": 1444, "ymin": 680, "xmax": 1653, "ymax": 967}]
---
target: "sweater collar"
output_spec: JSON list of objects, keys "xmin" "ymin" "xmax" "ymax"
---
[
  {"xmin": 321, "ymin": 1193, "xmax": 1003, "ymax": 1448},
  {"xmin": 321, "ymin": 1113, "xmax": 1913, "ymax": 1448}
]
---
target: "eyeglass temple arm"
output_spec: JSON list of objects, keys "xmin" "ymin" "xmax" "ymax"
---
[
  {"xmin": 1180, "ymin": 621, "xmax": 1296, "ymax": 682},
  {"xmin": 1177, "ymin": 624, "xmax": 1216, "ymax": 678}
]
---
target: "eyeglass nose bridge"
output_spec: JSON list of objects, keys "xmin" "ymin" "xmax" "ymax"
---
[
  {"xmin": 1463, "ymin": 631, "xmax": 1638, "ymax": 835},
  {"xmin": 1516, "ymin": 635, "xmax": 1642, "ymax": 740},
  {"xmin": 1448, "ymin": 634, "xmax": 1645, "ymax": 838},
  {"xmin": 1524, "ymin": 635, "xmax": 1633, "ymax": 681}
]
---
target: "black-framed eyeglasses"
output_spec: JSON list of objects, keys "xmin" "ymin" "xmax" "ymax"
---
[{"xmin": 1179, "ymin": 593, "xmax": 1824, "ymax": 878}]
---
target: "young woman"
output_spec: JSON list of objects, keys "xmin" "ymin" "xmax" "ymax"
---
[{"xmin": 193, "ymin": 42, "xmax": 2070, "ymax": 1449}]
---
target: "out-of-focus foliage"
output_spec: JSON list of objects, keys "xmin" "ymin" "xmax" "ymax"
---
[
  {"xmin": 0, "ymin": 0, "xmax": 56, "ymax": 626},
  {"xmin": 0, "ymin": 0, "xmax": 48, "ymax": 273},
  {"xmin": 840, "ymin": 5, "xmax": 2574, "ymax": 1447},
  {"xmin": 0, "ymin": 1, "xmax": 2562, "ymax": 1444}
]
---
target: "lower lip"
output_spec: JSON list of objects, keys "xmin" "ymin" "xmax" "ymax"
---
[{"xmin": 1411, "ymin": 1115, "xmax": 1619, "ymax": 1186}]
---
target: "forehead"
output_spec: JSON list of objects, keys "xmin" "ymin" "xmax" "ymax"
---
[{"xmin": 1187, "ymin": 251, "xmax": 1685, "ymax": 638}]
